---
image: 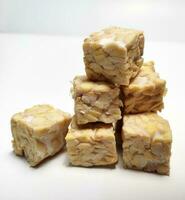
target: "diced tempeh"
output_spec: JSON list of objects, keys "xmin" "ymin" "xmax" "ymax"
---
[
  {"xmin": 122, "ymin": 61, "xmax": 166, "ymax": 113},
  {"xmin": 72, "ymin": 75, "xmax": 122, "ymax": 125},
  {"xmin": 122, "ymin": 113, "xmax": 172, "ymax": 175},
  {"xmin": 83, "ymin": 27, "xmax": 144, "ymax": 85},
  {"xmin": 65, "ymin": 117, "xmax": 118, "ymax": 167},
  {"xmin": 11, "ymin": 104, "xmax": 71, "ymax": 166}
]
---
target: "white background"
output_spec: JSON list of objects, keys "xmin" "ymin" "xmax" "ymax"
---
[
  {"xmin": 0, "ymin": 0, "xmax": 185, "ymax": 42},
  {"xmin": 1, "ymin": 1, "xmax": 185, "ymax": 200}
]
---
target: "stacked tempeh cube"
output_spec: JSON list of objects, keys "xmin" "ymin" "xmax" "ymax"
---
[{"xmin": 66, "ymin": 27, "xmax": 172, "ymax": 175}]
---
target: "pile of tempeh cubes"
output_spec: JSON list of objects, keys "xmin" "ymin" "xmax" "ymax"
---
[
  {"xmin": 66, "ymin": 27, "xmax": 172, "ymax": 175},
  {"xmin": 11, "ymin": 27, "xmax": 172, "ymax": 175}
]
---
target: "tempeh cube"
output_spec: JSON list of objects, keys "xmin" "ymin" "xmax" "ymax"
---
[
  {"xmin": 83, "ymin": 27, "xmax": 144, "ymax": 85},
  {"xmin": 122, "ymin": 61, "xmax": 166, "ymax": 114},
  {"xmin": 122, "ymin": 113, "xmax": 172, "ymax": 175},
  {"xmin": 11, "ymin": 105, "xmax": 71, "ymax": 166},
  {"xmin": 72, "ymin": 75, "xmax": 122, "ymax": 125},
  {"xmin": 65, "ymin": 117, "xmax": 118, "ymax": 167}
]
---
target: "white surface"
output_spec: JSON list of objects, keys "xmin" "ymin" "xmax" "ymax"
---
[
  {"xmin": 1, "ymin": 0, "xmax": 185, "ymax": 42},
  {"xmin": 0, "ymin": 33, "xmax": 185, "ymax": 200}
]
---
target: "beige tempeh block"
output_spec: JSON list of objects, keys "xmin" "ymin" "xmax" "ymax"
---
[
  {"xmin": 11, "ymin": 105, "xmax": 71, "ymax": 166},
  {"xmin": 122, "ymin": 61, "xmax": 166, "ymax": 114},
  {"xmin": 72, "ymin": 75, "xmax": 122, "ymax": 125},
  {"xmin": 65, "ymin": 117, "xmax": 118, "ymax": 167},
  {"xmin": 83, "ymin": 27, "xmax": 144, "ymax": 85},
  {"xmin": 122, "ymin": 113, "xmax": 172, "ymax": 175}
]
